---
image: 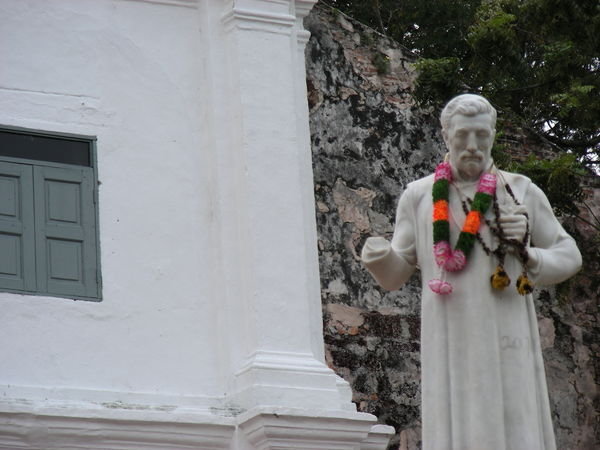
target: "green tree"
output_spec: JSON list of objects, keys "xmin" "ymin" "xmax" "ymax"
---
[{"xmin": 325, "ymin": 0, "xmax": 600, "ymax": 168}]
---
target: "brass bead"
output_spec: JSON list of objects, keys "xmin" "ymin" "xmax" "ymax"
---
[
  {"xmin": 491, "ymin": 265, "xmax": 511, "ymax": 290},
  {"xmin": 516, "ymin": 273, "xmax": 534, "ymax": 295}
]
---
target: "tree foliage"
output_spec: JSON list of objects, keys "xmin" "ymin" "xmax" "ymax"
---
[
  {"xmin": 511, "ymin": 153, "xmax": 586, "ymax": 218},
  {"xmin": 324, "ymin": 0, "xmax": 600, "ymax": 168},
  {"xmin": 324, "ymin": 0, "xmax": 600, "ymax": 238}
]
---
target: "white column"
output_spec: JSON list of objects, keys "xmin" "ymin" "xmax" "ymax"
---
[
  {"xmin": 213, "ymin": 0, "xmax": 340, "ymax": 410},
  {"xmin": 293, "ymin": 0, "xmax": 327, "ymax": 365},
  {"xmin": 210, "ymin": 1, "xmax": 394, "ymax": 446}
]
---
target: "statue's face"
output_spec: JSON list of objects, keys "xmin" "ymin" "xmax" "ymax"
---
[{"xmin": 443, "ymin": 113, "xmax": 495, "ymax": 181}]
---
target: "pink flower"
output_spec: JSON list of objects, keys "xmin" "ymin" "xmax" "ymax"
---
[
  {"xmin": 477, "ymin": 173, "xmax": 497, "ymax": 195},
  {"xmin": 443, "ymin": 249, "xmax": 466, "ymax": 272},
  {"xmin": 434, "ymin": 241, "xmax": 452, "ymax": 267},
  {"xmin": 428, "ymin": 279, "xmax": 453, "ymax": 295},
  {"xmin": 434, "ymin": 162, "xmax": 453, "ymax": 182}
]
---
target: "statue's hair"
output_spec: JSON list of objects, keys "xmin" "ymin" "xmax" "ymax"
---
[{"xmin": 440, "ymin": 94, "xmax": 497, "ymax": 131}]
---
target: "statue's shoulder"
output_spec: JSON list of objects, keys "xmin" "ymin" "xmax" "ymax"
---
[
  {"xmin": 498, "ymin": 170, "xmax": 534, "ymax": 202},
  {"xmin": 402, "ymin": 173, "xmax": 435, "ymax": 201},
  {"xmin": 498, "ymin": 170, "xmax": 532, "ymax": 186},
  {"xmin": 406, "ymin": 173, "xmax": 435, "ymax": 192}
]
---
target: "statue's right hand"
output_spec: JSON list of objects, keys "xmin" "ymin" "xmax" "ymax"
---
[{"xmin": 361, "ymin": 236, "xmax": 392, "ymax": 263}]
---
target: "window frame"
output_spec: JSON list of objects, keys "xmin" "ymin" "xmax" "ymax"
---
[{"xmin": 0, "ymin": 125, "xmax": 102, "ymax": 302}]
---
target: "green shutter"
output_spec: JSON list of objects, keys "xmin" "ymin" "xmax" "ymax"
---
[
  {"xmin": 33, "ymin": 165, "xmax": 98, "ymax": 298},
  {"xmin": 0, "ymin": 161, "xmax": 36, "ymax": 291}
]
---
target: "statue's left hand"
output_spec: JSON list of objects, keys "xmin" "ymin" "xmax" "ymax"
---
[{"xmin": 499, "ymin": 204, "xmax": 528, "ymax": 243}]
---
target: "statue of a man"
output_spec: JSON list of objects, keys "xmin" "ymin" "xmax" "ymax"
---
[{"xmin": 362, "ymin": 94, "xmax": 581, "ymax": 450}]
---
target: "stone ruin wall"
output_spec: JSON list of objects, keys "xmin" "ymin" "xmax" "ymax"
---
[{"xmin": 305, "ymin": 4, "xmax": 599, "ymax": 449}]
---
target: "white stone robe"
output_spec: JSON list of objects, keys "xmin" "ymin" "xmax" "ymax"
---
[{"xmin": 363, "ymin": 170, "xmax": 582, "ymax": 450}]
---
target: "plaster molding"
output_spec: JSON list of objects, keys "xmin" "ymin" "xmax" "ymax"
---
[
  {"xmin": 118, "ymin": 0, "xmax": 199, "ymax": 9},
  {"xmin": 0, "ymin": 395, "xmax": 393, "ymax": 449},
  {"xmin": 296, "ymin": 29, "xmax": 312, "ymax": 46},
  {"xmin": 336, "ymin": 377, "xmax": 358, "ymax": 412},
  {"xmin": 361, "ymin": 424, "xmax": 397, "ymax": 450},
  {"xmin": 236, "ymin": 350, "xmax": 332, "ymax": 376},
  {"xmin": 222, "ymin": 7, "xmax": 295, "ymax": 35},
  {"xmin": 256, "ymin": 0, "xmax": 291, "ymax": 6},
  {"xmin": 0, "ymin": 407, "xmax": 234, "ymax": 449},
  {"xmin": 238, "ymin": 407, "xmax": 385, "ymax": 450},
  {"xmin": 233, "ymin": 351, "xmax": 355, "ymax": 411},
  {"xmin": 0, "ymin": 384, "xmax": 221, "ymax": 411},
  {"xmin": 294, "ymin": 0, "xmax": 318, "ymax": 19}
]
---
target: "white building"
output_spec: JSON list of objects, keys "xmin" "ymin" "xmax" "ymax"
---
[{"xmin": 0, "ymin": 0, "xmax": 393, "ymax": 448}]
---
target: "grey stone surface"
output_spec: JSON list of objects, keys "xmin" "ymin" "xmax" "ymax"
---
[{"xmin": 306, "ymin": 4, "xmax": 599, "ymax": 449}]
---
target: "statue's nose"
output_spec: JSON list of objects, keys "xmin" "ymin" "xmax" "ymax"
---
[{"xmin": 466, "ymin": 133, "xmax": 478, "ymax": 152}]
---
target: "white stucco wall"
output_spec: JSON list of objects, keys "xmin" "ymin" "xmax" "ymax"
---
[
  {"xmin": 0, "ymin": 0, "xmax": 394, "ymax": 447},
  {"xmin": 0, "ymin": 0, "xmax": 224, "ymax": 405}
]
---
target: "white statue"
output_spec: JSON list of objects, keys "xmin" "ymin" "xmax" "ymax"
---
[{"xmin": 362, "ymin": 94, "xmax": 581, "ymax": 450}]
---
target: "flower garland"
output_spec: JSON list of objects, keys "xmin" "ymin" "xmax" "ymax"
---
[
  {"xmin": 428, "ymin": 162, "xmax": 535, "ymax": 296},
  {"xmin": 428, "ymin": 161, "xmax": 496, "ymax": 295}
]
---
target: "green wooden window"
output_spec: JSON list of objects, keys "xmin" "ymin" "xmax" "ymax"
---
[{"xmin": 0, "ymin": 127, "xmax": 101, "ymax": 301}]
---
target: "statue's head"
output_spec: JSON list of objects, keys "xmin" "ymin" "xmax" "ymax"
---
[{"xmin": 441, "ymin": 94, "xmax": 497, "ymax": 181}]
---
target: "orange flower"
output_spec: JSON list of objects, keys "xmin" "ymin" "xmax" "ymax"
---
[
  {"xmin": 433, "ymin": 200, "xmax": 449, "ymax": 221},
  {"xmin": 462, "ymin": 211, "xmax": 481, "ymax": 234}
]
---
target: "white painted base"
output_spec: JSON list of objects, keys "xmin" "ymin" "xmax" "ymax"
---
[
  {"xmin": 0, "ymin": 404, "xmax": 235, "ymax": 449},
  {"xmin": 0, "ymin": 392, "xmax": 395, "ymax": 449},
  {"xmin": 362, "ymin": 424, "xmax": 399, "ymax": 450},
  {"xmin": 233, "ymin": 351, "xmax": 358, "ymax": 412},
  {"xmin": 238, "ymin": 407, "xmax": 395, "ymax": 450}
]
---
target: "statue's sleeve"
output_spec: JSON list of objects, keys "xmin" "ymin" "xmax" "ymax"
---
[
  {"xmin": 362, "ymin": 185, "xmax": 418, "ymax": 290},
  {"xmin": 526, "ymin": 183, "xmax": 582, "ymax": 285}
]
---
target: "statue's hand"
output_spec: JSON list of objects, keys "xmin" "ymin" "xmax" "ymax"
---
[
  {"xmin": 361, "ymin": 236, "xmax": 392, "ymax": 263},
  {"xmin": 499, "ymin": 204, "xmax": 528, "ymax": 243}
]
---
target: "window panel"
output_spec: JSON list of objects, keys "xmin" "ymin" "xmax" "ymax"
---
[
  {"xmin": 47, "ymin": 238, "xmax": 83, "ymax": 283},
  {"xmin": 0, "ymin": 176, "xmax": 19, "ymax": 218},
  {"xmin": 0, "ymin": 161, "xmax": 36, "ymax": 291},
  {"xmin": 46, "ymin": 180, "xmax": 81, "ymax": 225},
  {"xmin": 0, "ymin": 233, "xmax": 22, "ymax": 277},
  {"xmin": 34, "ymin": 165, "xmax": 98, "ymax": 298},
  {"xmin": 0, "ymin": 130, "xmax": 91, "ymax": 166},
  {"xmin": 0, "ymin": 127, "xmax": 100, "ymax": 301}
]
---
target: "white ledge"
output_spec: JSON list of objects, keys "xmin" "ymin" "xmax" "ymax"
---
[
  {"xmin": 362, "ymin": 424, "xmax": 397, "ymax": 450},
  {"xmin": 0, "ymin": 406, "xmax": 235, "ymax": 449},
  {"xmin": 0, "ymin": 394, "xmax": 393, "ymax": 449},
  {"xmin": 235, "ymin": 350, "xmax": 334, "ymax": 376},
  {"xmin": 238, "ymin": 407, "xmax": 390, "ymax": 449},
  {"xmin": 295, "ymin": 0, "xmax": 319, "ymax": 19},
  {"xmin": 222, "ymin": 7, "xmax": 296, "ymax": 35},
  {"xmin": 232, "ymin": 350, "xmax": 352, "ymax": 411},
  {"xmin": 118, "ymin": 0, "xmax": 199, "ymax": 9}
]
